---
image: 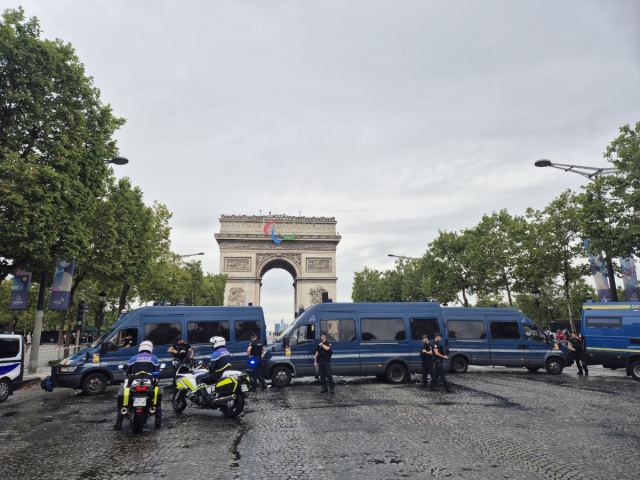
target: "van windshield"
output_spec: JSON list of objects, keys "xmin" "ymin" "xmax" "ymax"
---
[
  {"xmin": 277, "ymin": 323, "xmax": 298, "ymax": 343},
  {"xmin": 90, "ymin": 329, "xmax": 113, "ymax": 349}
]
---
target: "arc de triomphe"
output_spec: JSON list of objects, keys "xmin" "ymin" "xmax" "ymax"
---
[{"xmin": 215, "ymin": 215, "xmax": 341, "ymax": 314}]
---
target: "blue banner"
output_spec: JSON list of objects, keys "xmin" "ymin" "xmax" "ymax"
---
[
  {"xmin": 49, "ymin": 259, "xmax": 75, "ymax": 311},
  {"xmin": 620, "ymin": 256, "xmax": 640, "ymax": 302},
  {"xmin": 583, "ymin": 238, "xmax": 611, "ymax": 302},
  {"xmin": 9, "ymin": 270, "xmax": 32, "ymax": 310}
]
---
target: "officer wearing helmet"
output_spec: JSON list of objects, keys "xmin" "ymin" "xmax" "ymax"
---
[
  {"xmin": 195, "ymin": 336, "xmax": 232, "ymax": 403},
  {"xmin": 114, "ymin": 340, "xmax": 163, "ymax": 430}
]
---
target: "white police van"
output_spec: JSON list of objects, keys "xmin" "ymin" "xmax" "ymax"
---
[{"xmin": 0, "ymin": 334, "xmax": 25, "ymax": 402}]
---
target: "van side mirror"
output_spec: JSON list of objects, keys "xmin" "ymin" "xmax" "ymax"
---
[{"xmin": 159, "ymin": 363, "xmax": 166, "ymax": 369}]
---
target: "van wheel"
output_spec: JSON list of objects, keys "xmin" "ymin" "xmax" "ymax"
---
[
  {"xmin": 526, "ymin": 367, "xmax": 541, "ymax": 372},
  {"xmin": 271, "ymin": 366, "xmax": 292, "ymax": 388},
  {"xmin": 0, "ymin": 379, "xmax": 10, "ymax": 403},
  {"xmin": 386, "ymin": 364, "xmax": 408, "ymax": 384},
  {"xmin": 629, "ymin": 361, "xmax": 640, "ymax": 381},
  {"xmin": 451, "ymin": 357, "xmax": 468, "ymax": 374},
  {"xmin": 82, "ymin": 372, "xmax": 108, "ymax": 395},
  {"xmin": 545, "ymin": 357, "xmax": 563, "ymax": 375}
]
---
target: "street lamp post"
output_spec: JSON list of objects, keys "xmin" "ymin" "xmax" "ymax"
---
[
  {"xmin": 179, "ymin": 253, "xmax": 205, "ymax": 306},
  {"xmin": 532, "ymin": 288, "xmax": 541, "ymax": 325},
  {"xmin": 535, "ymin": 159, "xmax": 619, "ymax": 302},
  {"xmin": 104, "ymin": 156, "xmax": 129, "ymax": 165},
  {"xmin": 97, "ymin": 291, "xmax": 106, "ymax": 336},
  {"xmin": 388, "ymin": 254, "xmax": 420, "ymax": 261},
  {"xmin": 549, "ymin": 306, "xmax": 554, "ymax": 323}
]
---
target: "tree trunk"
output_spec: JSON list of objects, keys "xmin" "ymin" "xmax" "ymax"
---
[
  {"xmin": 58, "ymin": 312, "xmax": 65, "ymax": 344},
  {"xmin": 119, "ymin": 284, "xmax": 130, "ymax": 314},
  {"xmin": 504, "ymin": 271, "xmax": 514, "ymax": 308},
  {"xmin": 461, "ymin": 288, "xmax": 469, "ymax": 307}
]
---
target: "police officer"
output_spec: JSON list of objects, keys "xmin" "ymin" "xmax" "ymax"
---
[
  {"xmin": 431, "ymin": 332, "xmax": 453, "ymax": 393},
  {"xmin": 247, "ymin": 332, "xmax": 267, "ymax": 391},
  {"xmin": 314, "ymin": 332, "xmax": 335, "ymax": 394},
  {"xmin": 419, "ymin": 334, "xmax": 434, "ymax": 388},
  {"xmin": 568, "ymin": 332, "xmax": 588, "ymax": 376}
]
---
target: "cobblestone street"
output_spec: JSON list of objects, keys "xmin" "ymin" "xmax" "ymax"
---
[{"xmin": 1, "ymin": 367, "xmax": 638, "ymax": 479}]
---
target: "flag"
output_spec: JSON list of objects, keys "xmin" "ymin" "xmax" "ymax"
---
[
  {"xmin": 9, "ymin": 270, "xmax": 32, "ymax": 310},
  {"xmin": 583, "ymin": 239, "xmax": 611, "ymax": 302},
  {"xmin": 620, "ymin": 256, "xmax": 640, "ymax": 302},
  {"xmin": 49, "ymin": 259, "xmax": 76, "ymax": 311}
]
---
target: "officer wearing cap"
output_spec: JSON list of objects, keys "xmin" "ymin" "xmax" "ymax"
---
[
  {"xmin": 247, "ymin": 332, "xmax": 267, "ymax": 391},
  {"xmin": 314, "ymin": 332, "xmax": 335, "ymax": 394},
  {"xmin": 431, "ymin": 332, "xmax": 453, "ymax": 393},
  {"xmin": 419, "ymin": 334, "xmax": 434, "ymax": 388}
]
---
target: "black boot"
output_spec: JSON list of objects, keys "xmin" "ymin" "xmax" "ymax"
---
[
  {"xmin": 113, "ymin": 412, "xmax": 124, "ymax": 431},
  {"xmin": 320, "ymin": 387, "xmax": 328, "ymax": 393},
  {"xmin": 155, "ymin": 415, "xmax": 162, "ymax": 428},
  {"xmin": 330, "ymin": 387, "xmax": 335, "ymax": 395}
]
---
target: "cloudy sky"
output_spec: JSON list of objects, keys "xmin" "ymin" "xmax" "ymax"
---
[{"xmin": 16, "ymin": 1, "xmax": 640, "ymax": 329}]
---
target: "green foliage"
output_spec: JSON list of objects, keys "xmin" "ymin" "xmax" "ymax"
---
[
  {"xmin": 580, "ymin": 121, "xmax": 640, "ymax": 259},
  {"xmin": 0, "ymin": 8, "xmax": 124, "ymax": 279}
]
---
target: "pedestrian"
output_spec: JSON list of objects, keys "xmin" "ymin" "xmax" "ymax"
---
[
  {"xmin": 568, "ymin": 332, "xmax": 588, "ymax": 376},
  {"xmin": 419, "ymin": 334, "xmax": 434, "ymax": 388},
  {"xmin": 247, "ymin": 332, "xmax": 267, "ymax": 391},
  {"xmin": 430, "ymin": 332, "xmax": 453, "ymax": 393},
  {"xmin": 314, "ymin": 332, "xmax": 335, "ymax": 394},
  {"xmin": 556, "ymin": 330, "xmax": 566, "ymax": 342},
  {"xmin": 26, "ymin": 331, "xmax": 32, "ymax": 347}
]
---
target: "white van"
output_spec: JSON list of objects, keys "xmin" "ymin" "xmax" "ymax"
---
[{"xmin": 0, "ymin": 334, "xmax": 25, "ymax": 402}]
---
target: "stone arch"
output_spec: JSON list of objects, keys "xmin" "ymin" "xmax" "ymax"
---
[{"xmin": 215, "ymin": 215, "xmax": 341, "ymax": 316}]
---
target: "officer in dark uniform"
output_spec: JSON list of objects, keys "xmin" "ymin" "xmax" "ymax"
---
[
  {"xmin": 431, "ymin": 332, "xmax": 453, "ymax": 393},
  {"xmin": 568, "ymin": 332, "xmax": 588, "ymax": 376},
  {"xmin": 314, "ymin": 332, "xmax": 335, "ymax": 394},
  {"xmin": 247, "ymin": 332, "xmax": 267, "ymax": 391},
  {"xmin": 419, "ymin": 334, "xmax": 434, "ymax": 388}
]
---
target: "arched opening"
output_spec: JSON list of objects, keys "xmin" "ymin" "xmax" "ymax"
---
[{"xmin": 258, "ymin": 259, "xmax": 298, "ymax": 335}]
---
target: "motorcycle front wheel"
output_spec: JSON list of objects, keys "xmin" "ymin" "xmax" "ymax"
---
[
  {"xmin": 221, "ymin": 394, "xmax": 245, "ymax": 418},
  {"xmin": 172, "ymin": 390, "xmax": 187, "ymax": 413},
  {"xmin": 132, "ymin": 410, "xmax": 145, "ymax": 434}
]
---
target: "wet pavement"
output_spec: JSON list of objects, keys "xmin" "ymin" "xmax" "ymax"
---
[{"xmin": 1, "ymin": 366, "xmax": 638, "ymax": 479}]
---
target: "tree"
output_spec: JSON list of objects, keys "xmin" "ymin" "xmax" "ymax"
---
[
  {"xmin": 200, "ymin": 273, "xmax": 227, "ymax": 306},
  {"xmin": 0, "ymin": 8, "xmax": 124, "ymax": 280},
  {"xmin": 579, "ymin": 121, "xmax": 640, "ymax": 264},
  {"xmin": 351, "ymin": 267, "xmax": 383, "ymax": 302}
]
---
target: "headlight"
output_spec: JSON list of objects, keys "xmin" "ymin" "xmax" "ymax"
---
[{"xmin": 59, "ymin": 365, "xmax": 78, "ymax": 373}]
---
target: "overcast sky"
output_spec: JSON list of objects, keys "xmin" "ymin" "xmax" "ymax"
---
[{"xmin": 16, "ymin": 0, "xmax": 640, "ymax": 329}]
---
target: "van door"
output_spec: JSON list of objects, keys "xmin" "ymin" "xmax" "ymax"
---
[
  {"xmin": 521, "ymin": 324, "xmax": 549, "ymax": 367},
  {"xmin": 359, "ymin": 316, "xmax": 409, "ymax": 375},
  {"xmin": 445, "ymin": 315, "xmax": 490, "ymax": 366},
  {"xmin": 0, "ymin": 335, "xmax": 24, "ymax": 400},
  {"xmin": 318, "ymin": 313, "xmax": 359, "ymax": 375},
  {"xmin": 232, "ymin": 317, "xmax": 264, "ymax": 369},
  {"xmin": 487, "ymin": 319, "xmax": 525, "ymax": 367},
  {"xmin": 288, "ymin": 324, "xmax": 317, "ymax": 376},
  {"xmin": 408, "ymin": 317, "xmax": 442, "ymax": 373}
]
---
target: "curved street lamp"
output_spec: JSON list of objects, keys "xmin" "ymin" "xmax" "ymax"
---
[
  {"xmin": 105, "ymin": 156, "xmax": 129, "ymax": 165},
  {"xmin": 388, "ymin": 254, "xmax": 420, "ymax": 261},
  {"xmin": 535, "ymin": 159, "xmax": 619, "ymax": 302}
]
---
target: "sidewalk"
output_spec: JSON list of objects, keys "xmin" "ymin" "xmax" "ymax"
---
[{"xmin": 18, "ymin": 343, "xmax": 91, "ymax": 390}]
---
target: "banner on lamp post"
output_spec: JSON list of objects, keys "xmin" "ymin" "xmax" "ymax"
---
[
  {"xmin": 9, "ymin": 270, "xmax": 32, "ymax": 310},
  {"xmin": 620, "ymin": 256, "xmax": 640, "ymax": 302},
  {"xmin": 583, "ymin": 239, "xmax": 611, "ymax": 302},
  {"xmin": 49, "ymin": 259, "xmax": 76, "ymax": 311}
]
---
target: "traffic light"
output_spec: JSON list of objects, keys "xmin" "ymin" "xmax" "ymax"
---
[{"xmin": 77, "ymin": 301, "xmax": 86, "ymax": 323}]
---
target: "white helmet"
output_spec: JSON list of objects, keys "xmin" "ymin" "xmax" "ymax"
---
[
  {"xmin": 210, "ymin": 336, "xmax": 226, "ymax": 349},
  {"xmin": 139, "ymin": 340, "xmax": 153, "ymax": 354}
]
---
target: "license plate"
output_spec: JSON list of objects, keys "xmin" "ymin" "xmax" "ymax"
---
[
  {"xmin": 241, "ymin": 384, "xmax": 248, "ymax": 392},
  {"xmin": 133, "ymin": 397, "xmax": 146, "ymax": 407}
]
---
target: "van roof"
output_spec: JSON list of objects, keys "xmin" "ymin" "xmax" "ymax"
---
[{"xmin": 582, "ymin": 302, "xmax": 640, "ymax": 312}]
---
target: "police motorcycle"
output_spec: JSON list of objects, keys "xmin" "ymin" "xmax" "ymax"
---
[
  {"xmin": 115, "ymin": 341, "xmax": 165, "ymax": 434},
  {"xmin": 172, "ymin": 338, "xmax": 251, "ymax": 418}
]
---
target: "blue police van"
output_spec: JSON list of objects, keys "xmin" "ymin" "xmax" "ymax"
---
[
  {"xmin": 0, "ymin": 334, "xmax": 25, "ymax": 403},
  {"xmin": 51, "ymin": 306, "xmax": 266, "ymax": 395},
  {"xmin": 443, "ymin": 307, "xmax": 572, "ymax": 375},
  {"xmin": 263, "ymin": 302, "xmax": 573, "ymax": 387},
  {"xmin": 580, "ymin": 302, "xmax": 640, "ymax": 380}
]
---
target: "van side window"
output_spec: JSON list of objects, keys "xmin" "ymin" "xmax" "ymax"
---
[
  {"xmin": 235, "ymin": 321, "xmax": 261, "ymax": 342},
  {"xmin": 361, "ymin": 318, "xmax": 406, "ymax": 342},
  {"xmin": 143, "ymin": 323, "xmax": 182, "ymax": 346},
  {"xmin": 0, "ymin": 338, "xmax": 20, "ymax": 358},
  {"xmin": 448, "ymin": 320, "xmax": 486, "ymax": 339},
  {"xmin": 489, "ymin": 321, "xmax": 521, "ymax": 340},
  {"xmin": 289, "ymin": 325, "xmax": 316, "ymax": 347},
  {"xmin": 107, "ymin": 329, "xmax": 138, "ymax": 350},
  {"xmin": 585, "ymin": 317, "xmax": 622, "ymax": 328},
  {"xmin": 523, "ymin": 325, "xmax": 545, "ymax": 342},
  {"xmin": 409, "ymin": 318, "xmax": 440, "ymax": 340},
  {"xmin": 187, "ymin": 321, "xmax": 230, "ymax": 343},
  {"xmin": 320, "ymin": 319, "xmax": 356, "ymax": 342}
]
